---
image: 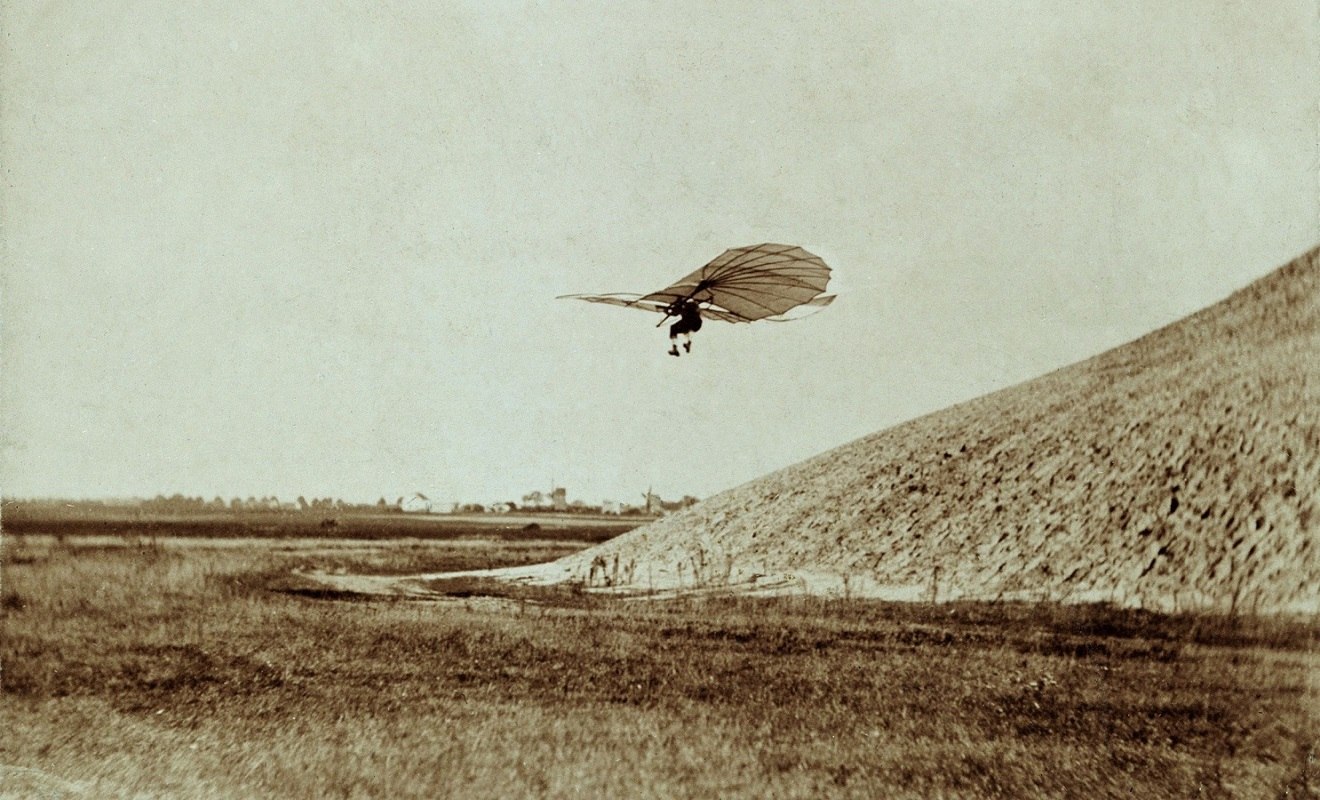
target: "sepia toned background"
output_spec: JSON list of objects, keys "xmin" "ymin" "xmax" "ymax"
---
[{"xmin": 3, "ymin": 2, "xmax": 1316, "ymax": 506}]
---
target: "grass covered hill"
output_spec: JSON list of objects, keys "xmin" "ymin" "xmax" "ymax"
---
[{"xmin": 546, "ymin": 246, "xmax": 1319, "ymax": 613}]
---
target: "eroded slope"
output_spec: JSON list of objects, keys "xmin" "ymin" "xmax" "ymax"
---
[{"xmin": 548, "ymin": 247, "xmax": 1320, "ymax": 613}]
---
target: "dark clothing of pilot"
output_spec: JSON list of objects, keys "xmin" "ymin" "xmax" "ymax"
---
[
  {"xmin": 666, "ymin": 299, "xmax": 703, "ymax": 356},
  {"xmin": 669, "ymin": 300, "xmax": 703, "ymax": 337}
]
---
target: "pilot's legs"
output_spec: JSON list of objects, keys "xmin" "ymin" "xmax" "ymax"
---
[
  {"xmin": 668, "ymin": 318, "xmax": 700, "ymax": 356},
  {"xmin": 669, "ymin": 322, "xmax": 695, "ymax": 356}
]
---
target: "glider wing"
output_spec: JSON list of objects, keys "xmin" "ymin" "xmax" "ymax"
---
[
  {"xmin": 638, "ymin": 243, "xmax": 832, "ymax": 322},
  {"xmin": 559, "ymin": 243, "xmax": 834, "ymax": 323}
]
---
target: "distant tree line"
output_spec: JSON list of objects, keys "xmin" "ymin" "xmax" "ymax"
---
[
  {"xmin": 7, "ymin": 492, "xmax": 702, "ymax": 518},
  {"xmin": 139, "ymin": 494, "xmax": 378, "ymax": 514}
]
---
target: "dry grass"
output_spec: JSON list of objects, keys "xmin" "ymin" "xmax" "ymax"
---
[
  {"xmin": 1, "ymin": 505, "xmax": 636, "ymax": 543},
  {"xmin": 3, "ymin": 534, "xmax": 1317, "ymax": 798}
]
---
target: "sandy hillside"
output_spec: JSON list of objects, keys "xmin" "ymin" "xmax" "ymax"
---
[
  {"xmin": 462, "ymin": 245, "xmax": 1316, "ymax": 614},
  {"xmin": 312, "ymin": 247, "xmax": 1319, "ymax": 612}
]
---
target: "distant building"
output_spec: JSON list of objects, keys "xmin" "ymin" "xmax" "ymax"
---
[
  {"xmin": 551, "ymin": 487, "xmax": 567, "ymax": 512},
  {"xmin": 639, "ymin": 489, "xmax": 698, "ymax": 516}
]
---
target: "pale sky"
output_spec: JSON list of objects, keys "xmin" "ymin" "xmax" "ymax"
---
[{"xmin": 2, "ymin": 2, "xmax": 1317, "ymax": 506}]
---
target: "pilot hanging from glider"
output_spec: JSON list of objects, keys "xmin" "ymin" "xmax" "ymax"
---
[
  {"xmin": 664, "ymin": 298, "xmax": 703, "ymax": 356},
  {"xmin": 559, "ymin": 242, "xmax": 835, "ymax": 357}
]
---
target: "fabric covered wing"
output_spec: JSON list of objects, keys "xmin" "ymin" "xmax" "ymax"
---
[
  {"xmin": 762, "ymin": 292, "xmax": 836, "ymax": 321},
  {"xmin": 559, "ymin": 294, "xmax": 752, "ymax": 323},
  {"xmin": 556, "ymin": 293, "xmax": 669, "ymax": 313},
  {"xmin": 636, "ymin": 243, "xmax": 832, "ymax": 322}
]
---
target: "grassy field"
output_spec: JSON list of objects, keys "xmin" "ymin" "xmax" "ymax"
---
[
  {"xmin": 0, "ymin": 505, "xmax": 640, "ymax": 542},
  {"xmin": 2, "ymin": 528, "xmax": 1317, "ymax": 799}
]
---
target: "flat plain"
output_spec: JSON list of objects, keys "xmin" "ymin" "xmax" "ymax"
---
[{"xmin": 2, "ymin": 515, "xmax": 1316, "ymax": 799}]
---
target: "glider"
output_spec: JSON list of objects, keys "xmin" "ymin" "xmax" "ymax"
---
[{"xmin": 558, "ymin": 242, "xmax": 836, "ymax": 326}]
